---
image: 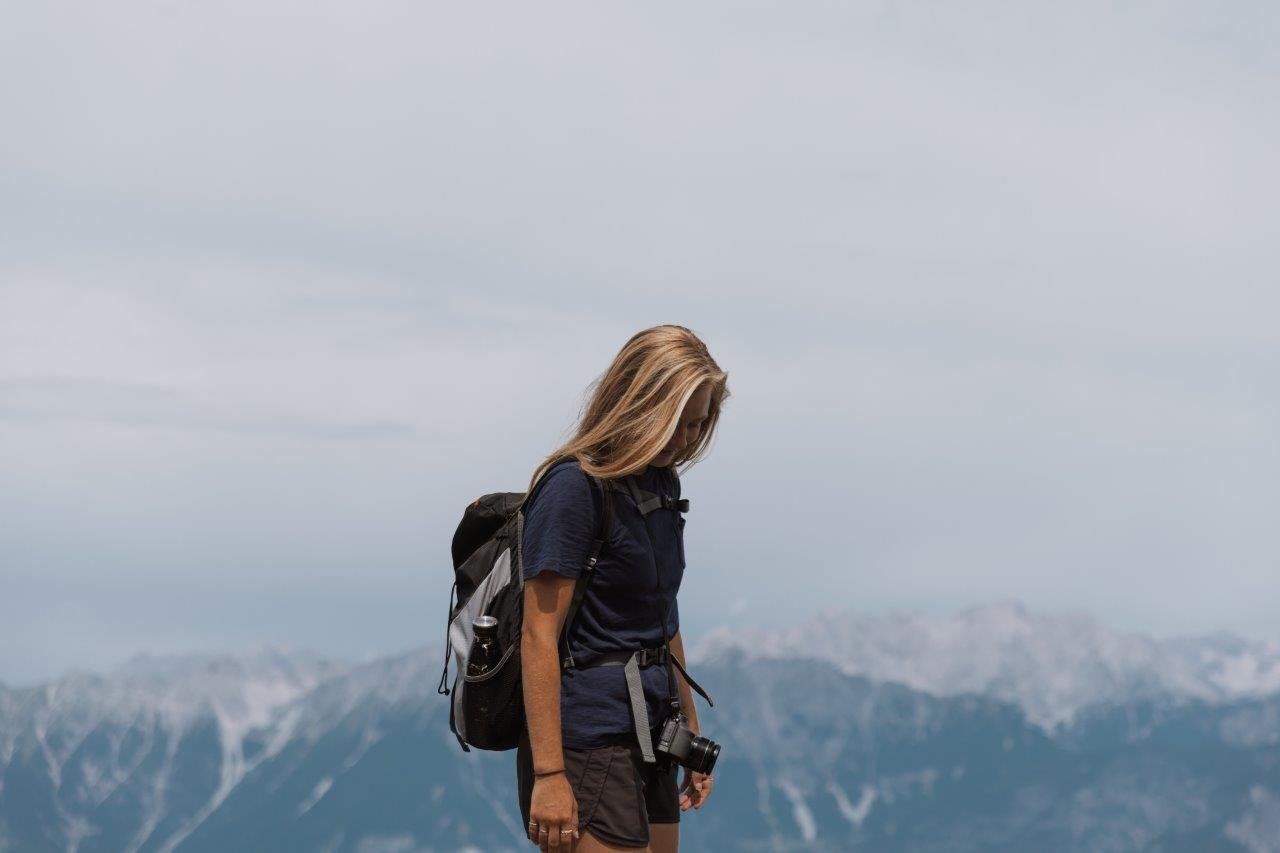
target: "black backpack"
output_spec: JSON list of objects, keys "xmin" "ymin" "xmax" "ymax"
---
[{"xmin": 436, "ymin": 459, "xmax": 614, "ymax": 752}]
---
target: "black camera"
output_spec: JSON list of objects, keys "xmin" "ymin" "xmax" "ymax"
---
[{"xmin": 655, "ymin": 710, "xmax": 720, "ymax": 774}]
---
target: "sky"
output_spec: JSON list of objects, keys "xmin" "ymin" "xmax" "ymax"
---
[{"xmin": 2, "ymin": 0, "xmax": 1278, "ymax": 686}]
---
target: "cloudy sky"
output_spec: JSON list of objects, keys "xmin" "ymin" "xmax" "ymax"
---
[{"xmin": 2, "ymin": 1, "xmax": 1277, "ymax": 686}]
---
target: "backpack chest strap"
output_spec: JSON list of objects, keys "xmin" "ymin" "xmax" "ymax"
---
[{"xmin": 608, "ymin": 478, "xmax": 688, "ymax": 517}]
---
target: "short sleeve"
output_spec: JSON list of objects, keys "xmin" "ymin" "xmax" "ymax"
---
[{"xmin": 520, "ymin": 463, "xmax": 601, "ymax": 582}]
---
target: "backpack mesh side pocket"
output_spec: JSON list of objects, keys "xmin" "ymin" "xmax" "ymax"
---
[
  {"xmin": 460, "ymin": 641, "xmax": 524, "ymax": 750},
  {"xmin": 452, "ymin": 542, "xmax": 526, "ymax": 751}
]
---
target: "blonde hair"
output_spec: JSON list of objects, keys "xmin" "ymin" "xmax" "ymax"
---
[{"xmin": 528, "ymin": 325, "xmax": 729, "ymax": 492}]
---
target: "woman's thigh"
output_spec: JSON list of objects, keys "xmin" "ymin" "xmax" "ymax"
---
[
  {"xmin": 575, "ymin": 829, "xmax": 645, "ymax": 851},
  {"xmin": 574, "ymin": 823, "xmax": 676, "ymax": 853},
  {"xmin": 648, "ymin": 822, "xmax": 678, "ymax": 853}
]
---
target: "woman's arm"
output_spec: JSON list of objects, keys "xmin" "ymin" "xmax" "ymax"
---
[
  {"xmin": 521, "ymin": 572, "xmax": 576, "ymax": 773},
  {"xmin": 521, "ymin": 570, "xmax": 583, "ymax": 845},
  {"xmin": 668, "ymin": 629, "xmax": 700, "ymax": 734}
]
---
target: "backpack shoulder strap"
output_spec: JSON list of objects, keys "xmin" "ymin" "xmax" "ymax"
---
[{"xmin": 557, "ymin": 474, "xmax": 614, "ymax": 670}]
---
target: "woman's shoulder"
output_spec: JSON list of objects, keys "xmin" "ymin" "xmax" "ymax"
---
[
  {"xmin": 545, "ymin": 455, "xmax": 589, "ymax": 485},
  {"xmin": 527, "ymin": 457, "xmax": 597, "ymax": 510},
  {"xmin": 535, "ymin": 454, "xmax": 585, "ymax": 480}
]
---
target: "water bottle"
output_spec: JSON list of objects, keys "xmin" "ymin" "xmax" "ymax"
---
[{"xmin": 467, "ymin": 615, "xmax": 500, "ymax": 677}]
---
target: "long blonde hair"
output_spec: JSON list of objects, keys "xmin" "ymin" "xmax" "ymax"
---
[{"xmin": 527, "ymin": 325, "xmax": 730, "ymax": 493}]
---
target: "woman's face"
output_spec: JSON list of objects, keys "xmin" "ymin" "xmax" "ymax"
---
[{"xmin": 651, "ymin": 383, "xmax": 713, "ymax": 467}]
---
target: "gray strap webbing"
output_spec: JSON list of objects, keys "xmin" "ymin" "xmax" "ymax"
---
[
  {"xmin": 622, "ymin": 477, "xmax": 663, "ymax": 516},
  {"xmin": 581, "ymin": 648, "xmax": 712, "ymax": 709},
  {"xmin": 515, "ymin": 510, "xmax": 525, "ymax": 590},
  {"xmin": 623, "ymin": 651, "xmax": 657, "ymax": 763}
]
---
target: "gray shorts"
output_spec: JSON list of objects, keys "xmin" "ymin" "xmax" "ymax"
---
[{"xmin": 517, "ymin": 723, "xmax": 680, "ymax": 848}]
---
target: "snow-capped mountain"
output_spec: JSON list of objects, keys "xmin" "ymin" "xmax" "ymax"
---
[
  {"xmin": 3, "ymin": 602, "xmax": 1280, "ymax": 851},
  {"xmin": 0, "ymin": 646, "xmax": 348, "ymax": 852},
  {"xmin": 689, "ymin": 599, "xmax": 1280, "ymax": 730}
]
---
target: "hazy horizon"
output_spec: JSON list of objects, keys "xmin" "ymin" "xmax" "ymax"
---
[{"xmin": 3, "ymin": 596, "xmax": 1276, "ymax": 691}]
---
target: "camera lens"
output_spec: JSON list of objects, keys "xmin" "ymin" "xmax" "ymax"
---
[{"xmin": 686, "ymin": 735, "xmax": 720, "ymax": 775}]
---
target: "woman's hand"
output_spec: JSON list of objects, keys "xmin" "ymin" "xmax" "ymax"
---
[
  {"xmin": 678, "ymin": 767, "xmax": 714, "ymax": 811},
  {"xmin": 527, "ymin": 773, "xmax": 580, "ymax": 851}
]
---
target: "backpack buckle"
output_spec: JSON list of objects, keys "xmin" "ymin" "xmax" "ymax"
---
[
  {"xmin": 663, "ymin": 497, "xmax": 689, "ymax": 513},
  {"xmin": 638, "ymin": 646, "xmax": 668, "ymax": 667}
]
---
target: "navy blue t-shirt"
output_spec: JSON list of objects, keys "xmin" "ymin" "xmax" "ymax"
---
[{"xmin": 520, "ymin": 458, "xmax": 686, "ymax": 750}]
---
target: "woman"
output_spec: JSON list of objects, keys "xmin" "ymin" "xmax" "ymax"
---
[{"xmin": 517, "ymin": 325, "xmax": 729, "ymax": 852}]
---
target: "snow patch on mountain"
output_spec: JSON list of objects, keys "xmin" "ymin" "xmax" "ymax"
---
[
  {"xmin": 777, "ymin": 778, "xmax": 816, "ymax": 842},
  {"xmin": 827, "ymin": 779, "xmax": 876, "ymax": 828},
  {"xmin": 688, "ymin": 600, "xmax": 1280, "ymax": 729},
  {"xmin": 0, "ymin": 644, "xmax": 349, "ymax": 853},
  {"xmin": 1225, "ymin": 786, "xmax": 1280, "ymax": 853},
  {"xmin": 297, "ymin": 776, "xmax": 333, "ymax": 816}
]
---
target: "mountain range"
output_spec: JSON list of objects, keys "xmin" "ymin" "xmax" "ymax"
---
[
  {"xmin": 691, "ymin": 600, "xmax": 1280, "ymax": 730},
  {"xmin": 2, "ymin": 601, "xmax": 1278, "ymax": 851}
]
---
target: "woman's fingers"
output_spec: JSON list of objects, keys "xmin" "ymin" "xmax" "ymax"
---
[
  {"xmin": 677, "ymin": 770, "xmax": 714, "ymax": 811},
  {"xmin": 529, "ymin": 820, "xmax": 555, "ymax": 852},
  {"xmin": 556, "ymin": 821, "xmax": 579, "ymax": 851},
  {"xmin": 694, "ymin": 774, "xmax": 714, "ymax": 809},
  {"xmin": 532, "ymin": 820, "xmax": 578, "ymax": 851}
]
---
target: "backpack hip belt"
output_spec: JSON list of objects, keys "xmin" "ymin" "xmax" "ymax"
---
[{"xmin": 564, "ymin": 641, "xmax": 715, "ymax": 764}]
